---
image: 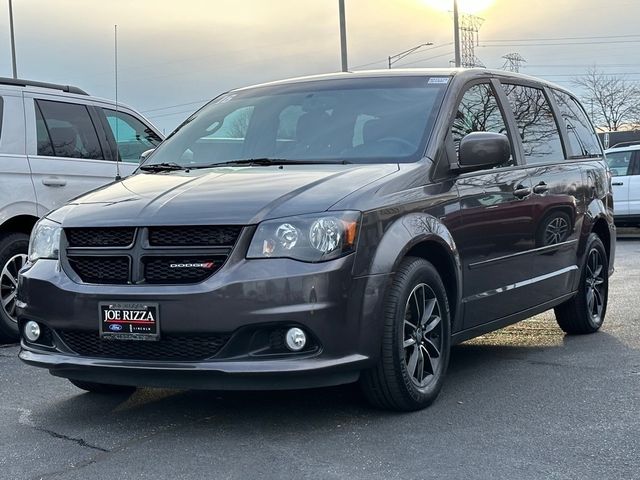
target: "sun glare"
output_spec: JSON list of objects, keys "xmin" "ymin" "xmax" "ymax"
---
[{"xmin": 423, "ymin": 0, "xmax": 496, "ymax": 14}]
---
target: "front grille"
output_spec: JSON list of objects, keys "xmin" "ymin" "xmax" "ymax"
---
[
  {"xmin": 64, "ymin": 226, "xmax": 241, "ymax": 285},
  {"xmin": 149, "ymin": 226, "xmax": 241, "ymax": 247},
  {"xmin": 67, "ymin": 256, "xmax": 129, "ymax": 284},
  {"xmin": 143, "ymin": 256, "xmax": 226, "ymax": 284},
  {"xmin": 66, "ymin": 228, "xmax": 135, "ymax": 247},
  {"xmin": 58, "ymin": 330, "xmax": 230, "ymax": 361}
]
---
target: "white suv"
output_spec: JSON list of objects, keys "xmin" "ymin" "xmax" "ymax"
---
[
  {"xmin": 0, "ymin": 77, "xmax": 163, "ymax": 340},
  {"xmin": 605, "ymin": 144, "xmax": 640, "ymax": 227}
]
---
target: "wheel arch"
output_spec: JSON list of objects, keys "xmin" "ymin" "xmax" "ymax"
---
[
  {"xmin": 363, "ymin": 213, "xmax": 463, "ymax": 332},
  {"xmin": 0, "ymin": 214, "xmax": 39, "ymax": 236}
]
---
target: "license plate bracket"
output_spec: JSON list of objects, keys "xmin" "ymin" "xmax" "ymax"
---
[{"xmin": 99, "ymin": 302, "xmax": 159, "ymax": 341}]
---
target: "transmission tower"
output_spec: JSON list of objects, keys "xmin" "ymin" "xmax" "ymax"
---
[
  {"xmin": 502, "ymin": 52, "xmax": 527, "ymax": 72},
  {"xmin": 460, "ymin": 14, "xmax": 484, "ymax": 68}
]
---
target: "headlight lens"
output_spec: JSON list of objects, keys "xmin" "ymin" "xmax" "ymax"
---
[
  {"xmin": 28, "ymin": 218, "xmax": 62, "ymax": 262},
  {"xmin": 247, "ymin": 211, "xmax": 360, "ymax": 262}
]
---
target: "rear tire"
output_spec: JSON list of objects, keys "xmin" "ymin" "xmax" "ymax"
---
[
  {"xmin": 360, "ymin": 257, "xmax": 451, "ymax": 411},
  {"xmin": 554, "ymin": 233, "xmax": 608, "ymax": 334},
  {"xmin": 0, "ymin": 233, "xmax": 29, "ymax": 342},
  {"xmin": 69, "ymin": 379, "xmax": 136, "ymax": 395}
]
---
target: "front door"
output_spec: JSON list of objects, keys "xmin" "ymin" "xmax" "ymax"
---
[
  {"xmin": 605, "ymin": 149, "xmax": 633, "ymax": 217},
  {"xmin": 445, "ymin": 81, "xmax": 539, "ymax": 328}
]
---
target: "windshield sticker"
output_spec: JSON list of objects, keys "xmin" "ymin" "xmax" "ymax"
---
[{"xmin": 428, "ymin": 77, "xmax": 450, "ymax": 85}]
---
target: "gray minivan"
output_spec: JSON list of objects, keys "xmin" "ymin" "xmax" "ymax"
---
[
  {"xmin": 18, "ymin": 70, "xmax": 615, "ymax": 411},
  {"xmin": 0, "ymin": 77, "xmax": 163, "ymax": 340}
]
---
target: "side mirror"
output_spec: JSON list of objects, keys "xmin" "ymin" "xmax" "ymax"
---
[
  {"xmin": 453, "ymin": 132, "xmax": 511, "ymax": 174},
  {"xmin": 140, "ymin": 148, "xmax": 155, "ymax": 164}
]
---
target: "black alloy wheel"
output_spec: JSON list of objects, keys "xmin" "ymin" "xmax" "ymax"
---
[
  {"xmin": 403, "ymin": 283, "xmax": 443, "ymax": 388},
  {"xmin": 555, "ymin": 233, "xmax": 609, "ymax": 334},
  {"xmin": 361, "ymin": 257, "xmax": 451, "ymax": 411}
]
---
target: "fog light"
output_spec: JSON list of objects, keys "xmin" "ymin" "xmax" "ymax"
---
[
  {"xmin": 285, "ymin": 327, "xmax": 306, "ymax": 351},
  {"xmin": 24, "ymin": 321, "xmax": 40, "ymax": 342}
]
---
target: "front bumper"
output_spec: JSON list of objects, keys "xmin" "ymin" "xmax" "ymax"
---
[{"xmin": 17, "ymin": 255, "xmax": 390, "ymax": 390}]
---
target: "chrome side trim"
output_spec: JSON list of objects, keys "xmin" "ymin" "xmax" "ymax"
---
[
  {"xmin": 462, "ymin": 265, "xmax": 579, "ymax": 303},
  {"xmin": 468, "ymin": 239, "xmax": 578, "ymax": 270}
]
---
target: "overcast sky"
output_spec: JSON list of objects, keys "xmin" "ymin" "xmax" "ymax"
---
[{"xmin": 1, "ymin": 0, "xmax": 638, "ymax": 133}]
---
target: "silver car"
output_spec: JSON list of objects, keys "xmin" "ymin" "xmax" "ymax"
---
[{"xmin": 0, "ymin": 77, "xmax": 163, "ymax": 340}]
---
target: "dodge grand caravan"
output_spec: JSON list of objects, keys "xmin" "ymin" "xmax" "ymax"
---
[{"xmin": 17, "ymin": 69, "xmax": 615, "ymax": 411}]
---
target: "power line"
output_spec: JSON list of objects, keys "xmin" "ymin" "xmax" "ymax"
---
[
  {"xmin": 480, "ymin": 39, "xmax": 640, "ymax": 48},
  {"xmin": 141, "ymin": 99, "xmax": 209, "ymax": 114},
  {"xmin": 486, "ymin": 33, "xmax": 640, "ymax": 43},
  {"xmin": 146, "ymin": 108, "xmax": 198, "ymax": 119},
  {"xmin": 393, "ymin": 51, "xmax": 455, "ymax": 68},
  {"xmin": 351, "ymin": 43, "xmax": 453, "ymax": 70}
]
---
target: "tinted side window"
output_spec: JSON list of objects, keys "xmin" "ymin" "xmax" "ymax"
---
[
  {"xmin": 35, "ymin": 102, "xmax": 55, "ymax": 156},
  {"xmin": 502, "ymin": 84, "xmax": 564, "ymax": 164},
  {"xmin": 36, "ymin": 100, "xmax": 104, "ymax": 159},
  {"xmin": 552, "ymin": 90, "xmax": 602, "ymax": 158},
  {"xmin": 104, "ymin": 109, "xmax": 162, "ymax": 162},
  {"xmin": 451, "ymin": 83, "xmax": 513, "ymax": 168},
  {"xmin": 606, "ymin": 151, "xmax": 633, "ymax": 176}
]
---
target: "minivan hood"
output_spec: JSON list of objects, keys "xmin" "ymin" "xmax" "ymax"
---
[{"xmin": 55, "ymin": 164, "xmax": 398, "ymax": 227}]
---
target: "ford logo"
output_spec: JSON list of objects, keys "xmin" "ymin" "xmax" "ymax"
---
[{"xmin": 108, "ymin": 324, "xmax": 123, "ymax": 332}]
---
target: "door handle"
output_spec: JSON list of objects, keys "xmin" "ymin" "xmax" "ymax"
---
[
  {"xmin": 533, "ymin": 181, "xmax": 549, "ymax": 194},
  {"xmin": 612, "ymin": 182, "xmax": 624, "ymax": 186},
  {"xmin": 42, "ymin": 177, "xmax": 67, "ymax": 187},
  {"xmin": 513, "ymin": 185, "xmax": 532, "ymax": 199}
]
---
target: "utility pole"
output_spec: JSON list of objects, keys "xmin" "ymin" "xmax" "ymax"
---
[
  {"xmin": 453, "ymin": 0, "xmax": 461, "ymax": 68},
  {"xmin": 8, "ymin": 0, "xmax": 17, "ymax": 78},
  {"xmin": 338, "ymin": 0, "xmax": 348, "ymax": 72}
]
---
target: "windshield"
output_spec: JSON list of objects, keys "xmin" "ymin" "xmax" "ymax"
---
[{"xmin": 143, "ymin": 76, "xmax": 449, "ymax": 167}]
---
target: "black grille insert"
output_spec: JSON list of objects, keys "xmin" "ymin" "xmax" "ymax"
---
[
  {"xmin": 58, "ymin": 330, "xmax": 230, "ymax": 361},
  {"xmin": 148, "ymin": 226, "xmax": 241, "ymax": 247},
  {"xmin": 67, "ymin": 256, "xmax": 129, "ymax": 284},
  {"xmin": 143, "ymin": 256, "xmax": 226, "ymax": 284},
  {"xmin": 66, "ymin": 228, "xmax": 135, "ymax": 247}
]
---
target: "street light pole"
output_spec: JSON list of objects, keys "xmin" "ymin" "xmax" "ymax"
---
[
  {"xmin": 338, "ymin": 0, "xmax": 348, "ymax": 72},
  {"xmin": 8, "ymin": 0, "xmax": 17, "ymax": 78},
  {"xmin": 388, "ymin": 43, "xmax": 434, "ymax": 69},
  {"xmin": 453, "ymin": 0, "xmax": 461, "ymax": 68}
]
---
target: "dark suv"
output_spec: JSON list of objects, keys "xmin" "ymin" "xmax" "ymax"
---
[{"xmin": 17, "ymin": 69, "xmax": 615, "ymax": 411}]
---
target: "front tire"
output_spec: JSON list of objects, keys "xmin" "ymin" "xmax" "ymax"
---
[
  {"xmin": 0, "ymin": 233, "xmax": 29, "ymax": 342},
  {"xmin": 360, "ymin": 257, "xmax": 451, "ymax": 411},
  {"xmin": 69, "ymin": 379, "xmax": 137, "ymax": 395},
  {"xmin": 554, "ymin": 233, "xmax": 609, "ymax": 334}
]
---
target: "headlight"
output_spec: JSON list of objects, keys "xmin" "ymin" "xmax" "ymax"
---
[
  {"xmin": 247, "ymin": 211, "xmax": 360, "ymax": 262},
  {"xmin": 28, "ymin": 218, "xmax": 61, "ymax": 262}
]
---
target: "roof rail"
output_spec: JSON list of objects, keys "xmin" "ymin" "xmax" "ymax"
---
[
  {"xmin": 610, "ymin": 140, "xmax": 640, "ymax": 149},
  {"xmin": 0, "ymin": 77, "xmax": 89, "ymax": 95}
]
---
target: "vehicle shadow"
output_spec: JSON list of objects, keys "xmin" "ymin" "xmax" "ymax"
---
[{"xmin": 29, "ymin": 320, "xmax": 631, "ymax": 438}]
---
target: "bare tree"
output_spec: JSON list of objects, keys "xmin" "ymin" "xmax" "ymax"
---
[{"xmin": 572, "ymin": 67, "xmax": 640, "ymax": 131}]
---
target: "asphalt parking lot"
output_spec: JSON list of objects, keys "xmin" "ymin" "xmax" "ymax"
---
[{"xmin": 1, "ymin": 237, "xmax": 638, "ymax": 480}]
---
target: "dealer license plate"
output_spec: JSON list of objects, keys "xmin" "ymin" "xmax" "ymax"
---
[{"xmin": 99, "ymin": 302, "xmax": 159, "ymax": 341}]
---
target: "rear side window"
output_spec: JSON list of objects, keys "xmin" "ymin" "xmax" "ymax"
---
[
  {"xmin": 35, "ymin": 100, "xmax": 104, "ymax": 159},
  {"xmin": 451, "ymin": 82, "xmax": 514, "ymax": 168},
  {"xmin": 502, "ymin": 84, "xmax": 564, "ymax": 164},
  {"xmin": 104, "ymin": 109, "xmax": 162, "ymax": 162},
  {"xmin": 552, "ymin": 91, "xmax": 602, "ymax": 158}
]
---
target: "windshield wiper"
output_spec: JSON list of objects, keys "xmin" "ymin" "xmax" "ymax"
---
[
  {"xmin": 139, "ymin": 162, "xmax": 185, "ymax": 173},
  {"xmin": 189, "ymin": 158, "xmax": 352, "ymax": 168}
]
